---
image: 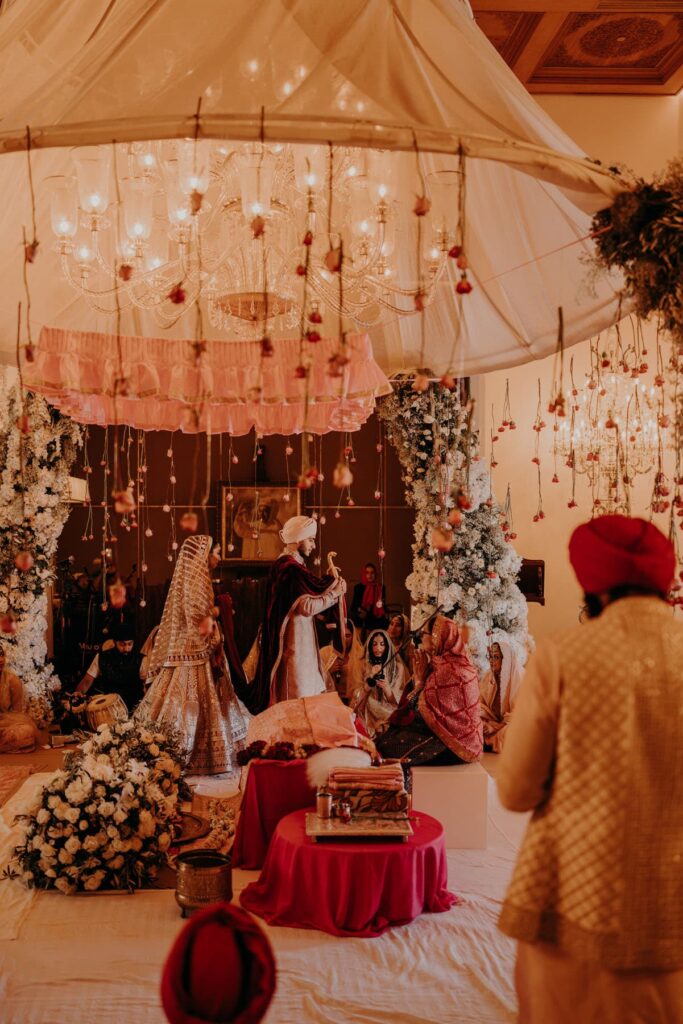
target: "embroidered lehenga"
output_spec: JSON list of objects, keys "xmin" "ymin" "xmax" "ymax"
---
[{"xmin": 135, "ymin": 535, "xmax": 249, "ymax": 774}]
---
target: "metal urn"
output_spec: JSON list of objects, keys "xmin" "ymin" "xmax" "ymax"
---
[{"xmin": 175, "ymin": 850, "xmax": 232, "ymax": 918}]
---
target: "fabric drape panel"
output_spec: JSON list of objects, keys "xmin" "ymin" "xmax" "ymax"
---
[
  {"xmin": 231, "ymin": 759, "xmax": 315, "ymax": 870},
  {"xmin": 24, "ymin": 329, "xmax": 391, "ymax": 434}
]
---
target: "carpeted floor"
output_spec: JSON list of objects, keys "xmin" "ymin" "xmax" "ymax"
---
[{"xmin": 0, "ymin": 755, "xmax": 527, "ymax": 1024}]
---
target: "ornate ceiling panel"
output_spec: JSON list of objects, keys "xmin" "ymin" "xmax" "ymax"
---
[{"xmin": 472, "ymin": 2, "xmax": 683, "ymax": 93}]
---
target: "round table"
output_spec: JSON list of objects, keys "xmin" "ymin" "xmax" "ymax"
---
[{"xmin": 240, "ymin": 809, "xmax": 458, "ymax": 938}]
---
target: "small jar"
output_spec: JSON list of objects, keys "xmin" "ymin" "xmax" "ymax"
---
[
  {"xmin": 338, "ymin": 800, "xmax": 352, "ymax": 824},
  {"xmin": 316, "ymin": 790, "xmax": 332, "ymax": 818}
]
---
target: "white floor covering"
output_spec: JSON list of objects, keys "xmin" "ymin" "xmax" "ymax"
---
[{"xmin": 0, "ymin": 760, "xmax": 529, "ymax": 1024}]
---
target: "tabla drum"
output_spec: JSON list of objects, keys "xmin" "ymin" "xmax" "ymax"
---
[{"xmin": 86, "ymin": 693, "xmax": 129, "ymax": 730}]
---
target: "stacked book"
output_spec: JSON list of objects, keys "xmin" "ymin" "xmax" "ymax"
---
[{"xmin": 327, "ymin": 763, "xmax": 409, "ymax": 817}]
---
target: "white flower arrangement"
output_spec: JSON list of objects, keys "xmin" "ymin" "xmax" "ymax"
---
[
  {"xmin": 0, "ymin": 370, "xmax": 81, "ymax": 725},
  {"xmin": 9, "ymin": 719, "xmax": 185, "ymax": 893},
  {"xmin": 380, "ymin": 381, "xmax": 529, "ymax": 674}
]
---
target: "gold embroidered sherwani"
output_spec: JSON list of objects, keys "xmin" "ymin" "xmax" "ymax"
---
[{"xmin": 497, "ymin": 596, "xmax": 683, "ymax": 1023}]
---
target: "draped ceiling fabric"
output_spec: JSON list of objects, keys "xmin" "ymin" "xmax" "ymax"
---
[
  {"xmin": 23, "ymin": 328, "xmax": 391, "ymax": 435},
  {"xmin": 0, "ymin": 0, "xmax": 626, "ymax": 394}
]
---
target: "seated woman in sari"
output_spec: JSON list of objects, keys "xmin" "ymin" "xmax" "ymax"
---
[
  {"xmin": 375, "ymin": 615, "xmax": 482, "ymax": 766},
  {"xmin": 479, "ymin": 639, "xmax": 523, "ymax": 753},
  {"xmin": 387, "ymin": 613, "xmax": 415, "ymax": 673},
  {"xmin": 319, "ymin": 619, "xmax": 365, "ymax": 702},
  {"xmin": 0, "ymin": 645, "xmax": 40, "ymax": 753},
  {"xmin": 351, "ymin": 629, "xmax": 407, "ymax": 737}
]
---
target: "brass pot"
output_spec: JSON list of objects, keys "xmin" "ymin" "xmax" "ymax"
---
[{"xmin": 175, "ymin": 850, "xmax": 232, "ymax": 918}]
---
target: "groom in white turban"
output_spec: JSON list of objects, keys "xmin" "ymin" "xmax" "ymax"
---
[{"xmin": 248, "ymin": 516, "xmax": 346, "ymax": 712}]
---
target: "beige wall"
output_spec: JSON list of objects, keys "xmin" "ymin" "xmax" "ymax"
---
[{"xmin": 476, "ymin": 94, "xmax": 682, "ymax": 641}]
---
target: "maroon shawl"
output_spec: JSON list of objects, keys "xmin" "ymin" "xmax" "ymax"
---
[
  {"xmin": 418, "ymin": 618, "xmax": 483, "ymax": 762},
  {"xmin": 249, "ymin": 555, "xmax": 342, "ymax": 715}
]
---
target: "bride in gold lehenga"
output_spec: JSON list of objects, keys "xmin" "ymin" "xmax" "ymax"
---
[{"xmin": 135, "ymin": 535, "xmax": 250, "ymax": 775}]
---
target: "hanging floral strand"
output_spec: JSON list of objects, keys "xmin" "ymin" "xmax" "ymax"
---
[
  {"xmin": 411, "ymin": 131, "xmax": 430, "ymax": 388},
  {"xmin": 164, "ymin": 433, "xmax": 179, "ymax": 563},
  {"xmin": 109, "ymin": 144, "xmax": 133, "ymax": 522},
  {"xmin": 327, "ymin": 145, "xmax": 349, "ymax": 381},
  {"xmin": 548, "ymin": 307, "xmax": 566, "ymax": 419},
  {"xmin": 295, "ymin": 158, "xmax": 318, "ymax": 489},
  {"xmin": 532, "ymin": 379, "xmax": 545, "ymax": 522},
  {"xmin": 376, "ymin": 421, "xmax": 387, "ymax": 575},
  {"xmin": 80, "ymin": 427, "xmax": 95, "ymax": 542},
  {"xmin": 501, "ymin": 484, "xmax": 517, "ymax": 542},
  {"xmin": 225, "ymin": 436, "xmax": 236, "ymax": 555},
  {"xmin": 442, "ymin": 148, "xmax": 471, "ymax": 387},
  {"xmin": 182, "ymin": 98, "xmax": 210, "ymax": 538}
]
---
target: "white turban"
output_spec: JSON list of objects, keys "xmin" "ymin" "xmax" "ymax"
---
[{"xmin": 279, "ymin": 515, "xmax": 317, "ymax": 545}]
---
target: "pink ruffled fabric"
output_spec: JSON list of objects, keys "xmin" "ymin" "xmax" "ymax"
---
[{"xmin": 25, "ymin": 327, "xmax": 392, "ymax": 434}]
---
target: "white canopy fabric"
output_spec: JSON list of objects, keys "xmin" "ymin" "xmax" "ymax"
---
[{"xmin": 0, "ymin": 0, "xmax": 625, "ymax": 377}]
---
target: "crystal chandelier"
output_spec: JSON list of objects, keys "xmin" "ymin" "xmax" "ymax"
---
[
  {"xmin": 553, "ymin": 339, "xmax": 667, "ymax": 514},
  {"xmin": 47, "ymin": 140, "xmax": 458, "ymax": 336}
]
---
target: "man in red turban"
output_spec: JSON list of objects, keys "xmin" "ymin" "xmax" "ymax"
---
[
  {"xmin": 495, "ymin": 516, "xmax": 683, "ymax": 1023},
  {"xmin": 568, "ymin": 513, "xmax": 675, "ymax": 614},
  {"xmin": 161, "ymin": 903, "xmax": 276, "ymax": 1024}
]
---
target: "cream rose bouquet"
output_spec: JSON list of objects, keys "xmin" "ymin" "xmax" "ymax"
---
[{"xmin": 10, "ymin": 719, "xmax": 185, "ymax": 893}]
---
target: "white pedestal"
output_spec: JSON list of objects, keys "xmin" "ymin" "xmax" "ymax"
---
[{"xmin": 411, "ymin": 763, "xmax": 488, "ymax": 849}]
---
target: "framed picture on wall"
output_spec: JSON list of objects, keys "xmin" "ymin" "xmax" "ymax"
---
[{"xmin": 220, "ymin": 484, "xmax": 301, "ymax": 562}]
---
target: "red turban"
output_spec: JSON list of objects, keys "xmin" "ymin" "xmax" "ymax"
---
[
  {"xmin": 569, "ymin": 515, "xmax": 675, "ymax": 595},
  {"xmin": 161, "ymin": 903, "xmax": 276, "ymax": 1024}
]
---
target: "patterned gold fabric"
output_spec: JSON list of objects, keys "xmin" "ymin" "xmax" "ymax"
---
[
  {"xmin": 498, "ymin": 597, "xmax": 683, "ymax": 970},
  {"xmin": 147, "ymin": 535, "xmax": 215, "ymax": 679},
  {"xmin": 137, "ymin": 535, "xmax": 249, "ymax": 774}
]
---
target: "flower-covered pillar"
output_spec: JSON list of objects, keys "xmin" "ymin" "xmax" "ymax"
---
[
  {"xmin": 0, "ymin": 371, "xmax": 80, "ymax": 724},
  {"xmin": 379, "ymin": 379, "xmax": 529, "ymax": 672}
]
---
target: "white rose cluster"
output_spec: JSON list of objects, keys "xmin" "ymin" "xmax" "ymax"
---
[
  {"xmin": 379, "ymin": 380, "xmax": 530, "ymax": 677},
  {"xmin": 0, "ymin": 372, "xmax": 81, "ymax": 725},
  {"xmin": 11, "ymin": 719, "xmax": 185, "ymax": 894}
]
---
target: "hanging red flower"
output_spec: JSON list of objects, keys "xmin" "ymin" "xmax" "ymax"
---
[
  {"xmin": 113, "ymin": 488, "xmax": 136, "ymax": 514},
  {"xmin": 24, "ymin": 239, "xmax": 39, "ymax": 264},
  {"xmin": 413, "ymin": 195, "xmax": 431, "ymax": 217},
  {"xmin": 325, "ymin": 248, "xmax": 342, "ymax": 273},
  {"xmin": 14, "ymin": 550, "xmax": 34, "ymax": 571},
  {"xmin": 180, "ymin": 511, "xmax": 199, "ymax": 533},
  {"xmin": 167, "ymin": 283, "xmax": 186, "ymax": 304},
  {"xmin": 431, "ymin": 524, "xmax": 454, "ymax": 553},
  {"xmin": 0, "ymin": 611, "xmax": 18, "ymax": 635},
  {"xmin": 251, "ymin": 215, "xmax": 266, "ymax": 239},
  {"xmin": 332, "ymin": 462, "xmax": 353, "ymax": 489}
]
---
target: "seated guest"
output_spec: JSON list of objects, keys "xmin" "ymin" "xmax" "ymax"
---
[
  {"xmin": 320, "ymin": 619, "xmax": 364, "ymax": 701},
  {"xmin": 351, "ymin": 628, "xmax": 407, "ymax": 736},
  {"xmin": 376, "ymin": 615, "xmax": 483, "ymax": 766},
  {"xmin": 479, "ymin": 639, "xmax": 523, "ymax": 753},
  {"xmin": 387, "ymin": 612, "xmax": 415, "ymax": 673},
  {"xmin": 76, "ymin": 620, "xmax": 144, "ymax": 713},
  {"xmin": 349, "ymin": 562, "xmax": 388, "ymax": 635},
  {"xmin": 0, "ymin": 644, "xmax": 40, "ymax": 753}
]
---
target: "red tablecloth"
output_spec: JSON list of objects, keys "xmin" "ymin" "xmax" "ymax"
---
[
  {"xmin": 231, "ymin": 760, "xmax": 315, "ymax": 869},
  {"xmin": 240, "ymin": 809, "xmax": 458, "ymax": 937}
]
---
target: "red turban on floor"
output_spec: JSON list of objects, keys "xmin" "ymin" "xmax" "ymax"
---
[
  {"xmin": 161, "ymin": 903, "xmax": 276, "ymax": 1024},
  {"xmin": 569, "ymin": 515, "xmax": 675, "ymax": 595}
]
